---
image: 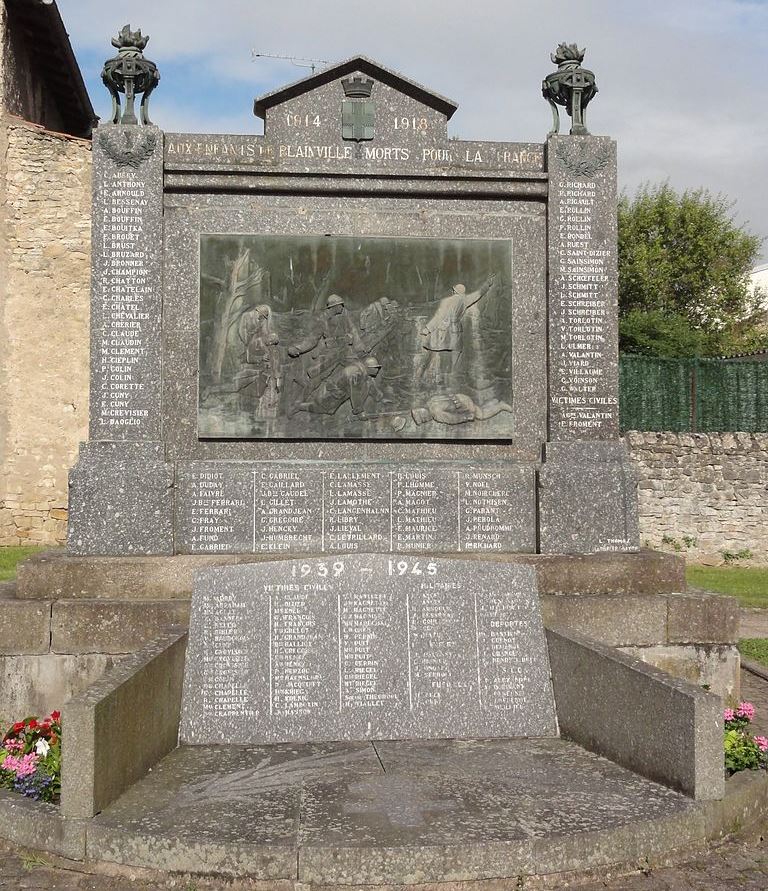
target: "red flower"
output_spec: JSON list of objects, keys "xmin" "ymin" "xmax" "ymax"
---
[
  {"xmin": 50, "ymin": 711, "xmax": 61, "ymax": 722},
  {"xmin": 12, "ymin": 722, "xmax": 24, "ymax": 733},
  {"xmin": 28, "ymin": 719, "xmax": 38, "ymax": 729}
]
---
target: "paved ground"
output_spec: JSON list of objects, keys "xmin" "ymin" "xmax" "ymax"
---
[
  {"xmin": 571, "ymin": 831, "xmax": 768, "ymax": 890},
  {"xmin": 2, "ymin": 829, "xmax": 768, "ymax": 890},
  {"xmin": 740, "ymin": 607, "xmax": 768, "ymax": 641}
]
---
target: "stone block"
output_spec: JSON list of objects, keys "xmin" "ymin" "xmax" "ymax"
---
[
  {"xmin": 0, "ymin": 791, "xmax": 87, "ymax": 860},
  {"xmin": 667, "ymin": 591, "xmax": 739, "ymax": 645},
  {"xmin": 524, "ymin": 549, "xmax": 685, "ymax": 595},
  {"xmin": 181, "ymin": 556, "xmax": 556, "ymax": 744},
  {"xmin": 67, "ymin": 441, "xmax": 174, "ymax": 556},
  {"xmin": 704, "ymin": 768, "xmax": 768, "ymax": 842},
  {"xmin": 61, "ymin": 630, "xmax": 187, "ymax": 819},
  {"xmin": 16, "ymin": 548, "xmax": 687, "ymax": 601},
  {"xmin": 51, "ymin": 600, "xmax": 190, "ymax": 654},
  {"xmin": 621, "ymin": 644, "xmax": 740, "ymax": 702},
  {"xmin": 541, "ymin": 593, "xmax": 666, "ymax": 647},
  {"xmin": 539, "ymin": 441, "xmax": 640, "ymax": 554},
  {"xmin": 0, "ymin": 596, "xmax": 51, "ymax": 655},
  {"xmin": 547, "ymin": 626, "xmax": 724, "ymax": 800},
  {"xmin": 0, "ymin": 653, "xmax": 119, "ymax": 719}
]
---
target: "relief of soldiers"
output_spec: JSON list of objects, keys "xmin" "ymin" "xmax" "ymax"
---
[
  {"xmin": 359, "ymin": 296, "xmax": 399, "ymax": 333},
  {"xmin": 200, "ymin": 303, "xmax": 280, "ymax": 411},
  {"xmin": 411, "ymin": 393, "xmax": 512, "ymax": 426},
  {"xmin": 234, "ymin": 304, "xmax": 281, "ymax": 408},
  {"xmin": 292, "ymin": 356, "xmax": 385, "ymax": 417},
  {"xmin": 416, "ymin": 273, "xmax": 498, "ymax": 382},
  {"xmin": 287, "ymin": 294, "xmax": 367, "ymax": 400}
]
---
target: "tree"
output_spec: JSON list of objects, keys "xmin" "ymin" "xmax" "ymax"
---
[{"xmin": 618, "ymin": 183, "xmax": 767, "ymax": 357}]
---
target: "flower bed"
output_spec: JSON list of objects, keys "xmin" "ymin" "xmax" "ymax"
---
[
  {"xmin": 724, "ymin": 701, "xmax": 768, "ymax": 775},
  {"xmin": 0, "ymin": 712, "xmax": 61, "ymax": 803}
]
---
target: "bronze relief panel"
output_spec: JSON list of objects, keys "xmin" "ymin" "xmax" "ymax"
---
[{"xmin": 198, "ymin": 234, "xmax": 514, "ymax": 440}]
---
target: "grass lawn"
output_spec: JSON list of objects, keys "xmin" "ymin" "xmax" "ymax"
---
[
  {"xmin": 686, "ymin": 564, "xmax": 768, "ymax": 610},
  {"xmin": 0, "ymin": 546, "xmax": 45, "ymax": 582},
  {"xmin": 739, "ymin": 639, "xmax": 768, "ymax": 668}
]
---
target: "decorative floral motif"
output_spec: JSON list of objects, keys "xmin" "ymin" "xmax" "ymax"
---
[
  {"xmin": 99, "ymin": 129, "xmax": 158, "ymax": 168},
  {"xmin": 554, "ymin": 141, "xmax": 612, "ymax": 178}
]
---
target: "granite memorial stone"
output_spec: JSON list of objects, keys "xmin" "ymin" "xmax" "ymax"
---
[
  {"xmin": 180, "ymin": 556, "xmax": 558, "ymax": 744},
  {"xmin": 68, "ymin": 42, "xmax": 639, "ymax": 559},
  {"xmin": 175, "ymin": 461, "xmax": 536, "ymax": 554}
]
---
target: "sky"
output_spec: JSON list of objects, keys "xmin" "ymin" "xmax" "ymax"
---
[{"xmin": 59, "ymin": 0, "xmax": 768, "ymax": 262}]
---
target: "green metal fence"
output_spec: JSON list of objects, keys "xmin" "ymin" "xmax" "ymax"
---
[{"xmin": 619, "ymin": 354, "xmax": 768, "ymax": 432}]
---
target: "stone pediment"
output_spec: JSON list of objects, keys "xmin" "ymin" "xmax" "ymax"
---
[{"xmin": 253, "ymin": 54, "xmax": 458, "ymax": 120}]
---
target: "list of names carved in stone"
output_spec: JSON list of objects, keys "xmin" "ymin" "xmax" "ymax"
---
[
  {"xmin": 389, "ymin": 469, "xmax": 448, "ymax": 551},
  {"xmin": 91, "ymin": 140, "xmax": 162, "ymax": 439},
  {"xmin": 267, "ymin": 586, "xmax": 330, "ymax": 718},
  {"xmin": 254, "ymin": 468, "xmax": 318, "ymax": 553},
  {"xmin": 175, "ymin": 462, "xmax": 534, "ymax": 554},
  {"xmin": 459, "ymin": 470, "xmax": 522, "ymax": 550},
  {"xmin": 180, "ymin": 556, "xmax": 557, "ymax": 744},
  {"xmin": 180, "ymin": 467, "xmax": 249, "ymax": 553},
  {"xmin": 549, "ymin": 138, "xmax": 618, "ymax": 439},
  {"xmin": 198, "ymin": 585, "xmax": 253, "ymax": 722},
  {"xmin": 323, "ymin": 470, "xmax": 389, "ymax": 552}
]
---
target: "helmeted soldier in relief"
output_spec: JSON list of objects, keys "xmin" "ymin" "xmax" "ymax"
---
[
  {"xmin": 293, "ymin": 356, "xmax": 385, "ymax": 416},
  {"xmin": 416, "ymin": 273, "xmax": 497, "ymax": 381},
  {"xmin": 234, "ymin": 304, "xmax": 280, "ymax": 408},
  {"xmin": 287, "ymin": 294, "xmax": 367, "ymax": 400}
]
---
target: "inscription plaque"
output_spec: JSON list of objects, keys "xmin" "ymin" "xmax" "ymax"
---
[
  {"xmin": 175, "ymin": 461, "xmax": 535, "ymax": 554},
  {"xmin": 90, "ymin": 125, "xmax": 163, "ymax": 439},
  {"xmin": 547, "ymin": 136, "xmax": 619, "ymax": 439},
  {"xmin": 180, "ymin": 555, "xmax": 558, "ymax": 743},
  {"xmin": 198, "ymin": 235, "xmax": 514, "ymax": 440}
]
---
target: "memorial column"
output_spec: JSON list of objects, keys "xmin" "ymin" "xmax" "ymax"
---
[
  {"xmin": 540, "ymin": 134, "xmax": 639, "ymax": 553},
  {"xmin": 67, "ymin": 124, "xmax": 173, "ymax": 555}
]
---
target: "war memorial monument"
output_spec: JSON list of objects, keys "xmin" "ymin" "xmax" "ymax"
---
[{"xmin": 1, "ymin": 28, "xmax": 761, "ymax": 887}]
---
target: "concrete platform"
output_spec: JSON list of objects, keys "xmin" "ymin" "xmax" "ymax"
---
[{"xmin": 88, "ymin": 738, "xmax": 702, "ymax": 884}]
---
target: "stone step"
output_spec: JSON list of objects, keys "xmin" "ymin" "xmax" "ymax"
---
[
  {"xmin": 0, "ymin": 596, "xmax": 51, "ymax": 655},
  {"xmin": 51, "ymin": 599, "xmax": 190, "ymax": 654},
  {"xmin": 15, "ymin": 548, "xmax": 688, "ymax": 600},
  {"xmin": 82, "ymin": 737, "xmax": 746, "ymax": 884},
  {"xmin": 0, "ymin": 598, "xmax": 189, "ymax": 655}
]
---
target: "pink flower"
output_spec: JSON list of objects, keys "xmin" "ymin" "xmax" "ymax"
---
[
  {"xmin": 1, "ymin": 753, "xmax": 38, "ymax": 777},
  {"xmin": 737, "ymin": 702, "xmax": 756, "ymax": 720},
  {"xmin": 754, "ymin": 736, "xmax": 768, "ymax": 752},
  {"xmin": 2, "ymin": 739, "xmax": 23, "ymax": 753},
  {"xmin": 724, "ymin": 708, "xmax": 735, "ymax": 721}
]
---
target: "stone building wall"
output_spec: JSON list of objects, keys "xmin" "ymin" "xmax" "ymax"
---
[
  {"xmin": 0, "ymin": 116, "xmax": 91, "ymax": 546},
  {"xmin": 627, "ymin": 431, "xmax": 768, "ymax": 564}
]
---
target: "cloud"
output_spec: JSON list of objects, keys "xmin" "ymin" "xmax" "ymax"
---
[{"xmin": 58, "ymin": 0, "xmax": 768, "ymax": 258}]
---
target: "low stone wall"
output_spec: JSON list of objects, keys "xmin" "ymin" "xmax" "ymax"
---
[
  {"xmin": 0, "ymin": 116, "xmax": 91, "ymax": 547},
  {"xmin": 627, "ymin": 432, "xmax": 768, "ymax": 564}
]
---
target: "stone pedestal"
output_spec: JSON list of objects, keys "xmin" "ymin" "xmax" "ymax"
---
[
  {"xmin": 541, "ymin": 134, "xmax": 638, "ymax": 552},
  {"xmin": 539, "ymin": 442, "xmax": 639, "ymax": 554},
  {"xmin": 67, "ymin": 442, "xmax": 173, "ymax": 556}
]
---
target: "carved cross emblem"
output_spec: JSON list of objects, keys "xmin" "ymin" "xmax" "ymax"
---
[{"xmin": 341, "ymin": 75, "xmax": 375, "ymax": 142}]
